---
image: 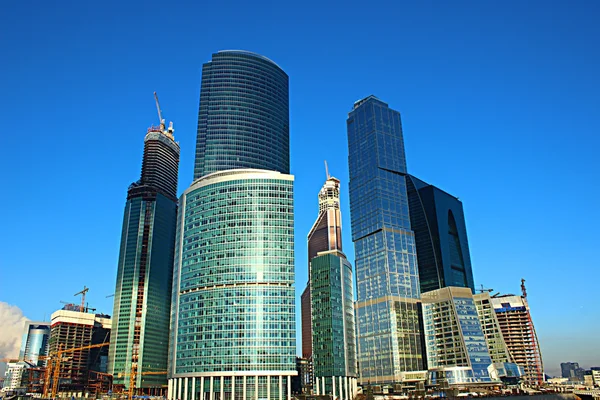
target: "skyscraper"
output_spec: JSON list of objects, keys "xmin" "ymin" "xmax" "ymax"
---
[
  {"xmin": 421, "ymin": 287, "xmax": 494, "ymax": 386},
  {"xmin": 108, "ymin": 96, "xmax": 180, "ymax": 393},
  {"xmin": 347, "ymin": 96, "xmax": 423, "ymax": 384},
  {"xmin": 406, "ymin": 175, "xmax": 475, "ymax": 293},
  {"xmin": 491, "ymin": 294, "xmax": 544, "ymax": 386},
  {"xmin": 19, "ymin": 322, "xmax": 50, "ymax": 367},
  {"xmin": 306, "ymin": 175, "xmax": 357, "ymax": 398},
  {"xmin": 193, "ymin": 50, "xmax": 289, "ymax": 180},
  {"xmin": 302, "ymin": 174, "xmax": 343, "ymax": 360},
  {"xmin": 168, "ymin": 50, "xmax": 296, "ymax": 400},
  {"xmin": 311, "ymin": 251, "xmax": 357, "ymax": 399}
]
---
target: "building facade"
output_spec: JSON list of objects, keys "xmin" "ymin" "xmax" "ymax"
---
[
  {"xmin": 406, "ymin": 175, "xmax": 475, "ymax": 293},
  {"xmin": 108, "ymin": 106, "xmax": 180, "ymax": 392},
  {"xmin": 169, "ymin": 50, "xmax": 295, "ymax": 400},
  {"xmin": 311, "ymin": 251, "xmax": 357, "ymax": 399},
  {"xmin": 421, "ymin": 287, "xmax": 494, "ymax": 386},
  {"xmin": 169, "ymin": 169, "xmax": 296, "ymax": 399},
  {"xmin": 19, "ymin": 322, "xmax": 50, "ymax": 367},
  {"xmin": 347, "ymin": 95, "xmax": 423, "ymax": 384},
  {"xmin": 473, "ymin": 293, "xmax": 512, "ymax": 364},
  {"xmin": 491, "ymin": 295, "xmax": 544, "ymax": 386},
  {"xmin": 302, "ymin": 175, "xmax": 343, "ymax": 361},
  {"xmin": 193, "ymin": 50, "xmax": 289, "ymax": 180},
  {"xmin": 48, "ymin": 307, "xmax": 111, "ymax": 393}
]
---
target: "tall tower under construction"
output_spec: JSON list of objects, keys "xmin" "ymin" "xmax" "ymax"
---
[
  {"xmin": 491, "ymin": 282, "xmax": 544, "ymax": 386},
  {"xmin": 108, "ymin": 94, "xmax": 180, "ymax": 394}
]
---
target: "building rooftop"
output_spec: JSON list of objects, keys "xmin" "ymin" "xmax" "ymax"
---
[{"xmin": 216, "ymin": 50, "xmax": 282, "ymax": 69}]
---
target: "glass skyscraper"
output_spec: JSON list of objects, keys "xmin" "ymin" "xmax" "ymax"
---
[
  {"xmin": 406, "ymin": 175, "xmax": 475, "ymax": 293},
  {"xmin": 302, "ymin": 175, "xmax": 343, "ymax": 360},
  {"xmin": 19, "ymin": 322, "xmax": 50, "ymax": 367},
  {"xmin": 305, "ymin": 176, "xmax": 357, "ymax": 399},
  {"xmin": 108, "ymin": 112, "xmax": 180, "ymax": 392},
  {"xmin": 193, "ymin": 50, "xmax": 289, "ymax": 180},
  {"xmin": 347, "ymin": 96, "xmax": 423, "ymax": 384},
  {"xmin": 169, "ymin": 50, "xmax": 296, "ymax": 400}
]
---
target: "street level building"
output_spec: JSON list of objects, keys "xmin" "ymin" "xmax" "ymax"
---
[
  {"xmin": 473, "ymin": 293, "xmax": 512, "ymax": 364},
  {"xmin": 406, "ymin": 175, "xmax": 475, "ymax": 293},
  {"xmin": 421, "ymin": 287, "xmax": 495, "ymax": 386},
  {"xmin": 491, "ymin": 295, "xmax": 544, "ymax": 386},
  {"xmin": 49, "ymin": 306, "xmax": 111, "ymax": 393},
  {"xmin": 347, "ymin": 96, "xmax": 423, "ymax": 384},
  {"xmin": 19, "ymin": 322, "xmax": 50, "ymax": 367},
  {"xmin": 474, "ymin": 292, "xmax": 523, "ymax": 385},
  {"xmin": 108, "ymin": 97, "xmax": 180, "ymax": 393},
  {"xmin": 169, "ymin": 47, "xmax": 295, "ymax": 400}
]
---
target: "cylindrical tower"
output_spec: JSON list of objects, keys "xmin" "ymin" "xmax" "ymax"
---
[
  {"xmin": 193, "ymin": 50, "xmax": 290, "ymax": 180},
  {"xmin": 169, "ymin": 169, "xmax": 296, "ymax": 399}
]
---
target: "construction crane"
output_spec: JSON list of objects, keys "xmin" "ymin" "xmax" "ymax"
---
[
  {"xmin": 43, "ymin": 341, "xmax": 110, "ymax": 398},
  {"xmin": 476, "ymin": 284, "xmax": 493, "ymax": 293},
  {"xmin": 115, "ymin": 366, "xmax": 167, "ymax": 400},
  {"xmin": 521, "ymin": 278, "xmax": 527, "ymax": 299},
  {"xmin": 74, "ymin": 285, "xmax": 89, "ymax": 312},
  {"xmin": 154, "ymin": 91, "xmax": 165, "ymax": 131}
]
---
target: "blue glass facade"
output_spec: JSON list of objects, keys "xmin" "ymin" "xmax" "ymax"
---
[
  {"xmin": 19, "ymin": 322, "xmax": 50, "ymax": 367},
  {"xmin": 406, "ymin": 175, "xmax": 475, "ymax": 293},
  {"xmin": 422, "ymin": 287, "xmax": 494, "ymax": 385},
  {"xmin": 193, "ymin": 51, "xmax": 289, "ymax": 180},
  {"xmin": 169, "ymin": 170, "xmax": 296, "ymax": 399},
  {"xmin": 347, "ymin": 96, "xmax": 423, "ymax": 383}
]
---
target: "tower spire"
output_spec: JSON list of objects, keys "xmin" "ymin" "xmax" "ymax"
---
[{"xmin": 324, "ymin": 160, "xmax": 330, "ymax": 179}]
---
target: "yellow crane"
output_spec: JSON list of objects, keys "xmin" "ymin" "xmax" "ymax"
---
[
  {"xmin": 116, "ymin": 365, "xmax": 166, "ymax": 400},
  {"xmin": 43, "ymin": 342, "xmax": 110, "ymax": 398}
]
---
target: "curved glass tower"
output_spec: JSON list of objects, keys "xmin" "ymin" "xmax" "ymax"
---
[
  {"xmin": 193, "ymin": 50, "xmax": 290, "ymax": 180},
  {"xmin": 169, "ymin": 51, "xmax": 295, "ymax": 400},
  {"xmin": 169, "ymin": 170, "xmax": 296, "ymax": 399}
]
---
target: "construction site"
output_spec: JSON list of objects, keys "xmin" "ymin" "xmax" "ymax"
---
[{"xmin": 1, "ymin": 287, "xmax": 167, "ymax": 400}]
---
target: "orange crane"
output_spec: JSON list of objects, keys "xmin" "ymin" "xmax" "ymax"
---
[
  {"xmin": 115, "ymin": 365, "xmax": 167, "ymax": 400},
  {"xmin": 43, "ymin": 342, "xmax": 110, "ymax": 398},
  {"xmin": 74, "ymin": 286, "xmax": 89, "ymax": 312}
]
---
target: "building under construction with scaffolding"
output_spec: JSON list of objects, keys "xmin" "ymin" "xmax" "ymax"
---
[
  {"xmin": 491, "ymin": 289, "xmax": 544, "ymax": 386},
  {"xmin": 48, "ymin": 305, "xmax": 111, "ymax": 394}
]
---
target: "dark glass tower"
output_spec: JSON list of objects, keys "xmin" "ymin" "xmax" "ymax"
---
[
  {"xmin": 169, "ymin": 51, "xmax": 295, "ymax": 400},
  {"xmin": 109, "ymin": 109, "xmax": 180, "ymax": 392},
  {"xmin": 193, "ymin": 50, "xmax": 290, "ymax": 180},
  {"xmin": 347, "ymin": 96, "xmax": 423, "ymax": 384},
  {"xmin": 406, "ymin": 175, "xmax": 475, "ymax": 293}
]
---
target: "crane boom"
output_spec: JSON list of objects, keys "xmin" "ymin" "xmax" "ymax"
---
[
  {"xmin": 44, "ymin": 342, "xmax": 110, "ymax": 398},
  {"xmin": 154, "ymin": 91, "xmax": 165, "ymax": 129},
  {"xmin": 74, "ymin": 285, "xmax": 89, "ymax": 312}
]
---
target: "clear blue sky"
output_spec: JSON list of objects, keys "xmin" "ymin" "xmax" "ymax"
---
[{"xmin": 1, "ymin": 0, "xmax": 598, "ymax": 377}]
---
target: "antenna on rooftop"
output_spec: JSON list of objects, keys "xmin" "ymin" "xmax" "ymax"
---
[
  {"xmin": 324, "ymin": 160, "xmax": 330, "ymax": 180},
  {"xmin": 153, "ymin": 91, "xmax": 166, "ymax": 130}
]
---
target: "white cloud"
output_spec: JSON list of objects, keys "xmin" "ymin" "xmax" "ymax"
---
[{"xmin": 0, "ymin": 302, "xmax": 29, "ymax": 360}]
